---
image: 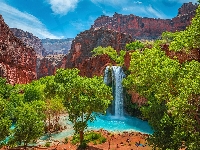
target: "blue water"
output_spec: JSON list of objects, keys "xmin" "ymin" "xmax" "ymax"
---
[
  {"xmin": 88, "ymin": 114, "xmax": 153, "ymax": 134},
  {"xmin": 39, "ymin": 113, "xmax": 153, "ymax": 141}
]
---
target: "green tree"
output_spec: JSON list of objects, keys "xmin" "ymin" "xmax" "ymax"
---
[
  {"xmin": 123, "ymin": 47, "xmax": 180, "ymax": 149},
  {"xmin": 92, "ymin": 46, "xmax": 126, "ymax": 66},
  {"xmin": 123, "ymin": 46, "xmax": 200, "ymax": 149},
  {"xmin": 125, "ymin": 40, "xmax": 144, "ymax": 51},
  {"xmin": 46, "ymin": 68, "xmax": 113, "ymax": 147},
  {"xmin": 12, "ymin": 103, "xmax": 44, "ymax": 148},
  {"xmin": 45, "ymin": 97, "xmax": 65, "ymax": 135},
  {"xmin": 0, "ymin": 98, "xmax": 12, "ymax": 146},
  {"xmin": 24, "ymin": 80, "xmax": 45, "ymax": 102},
  {"xmin": 167, "ymin": 5, "xmax": 200, "ymax": 51}
]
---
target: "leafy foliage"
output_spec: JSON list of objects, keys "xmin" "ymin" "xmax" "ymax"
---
[
  {"xmin": 45, "ymin": 68, "xmax": 112, "ymax": 146},
  {"xmin": 92, "ymin": 46, "xmax": 126, "ymax": 66},
  {"xmin": 123, "ymin": 46, "xmax": 200, "ymax": 149},
  {"xmin": 13, "ymin": 103, "xmax": 44, "ymax": 148},
  {"xmin": 0, "ymin": 98, "xmax": 12, "ymax": 144},
  {"xmin": 71, "ymin": 131, "xmax": 106, "ymax": 145},
  {"xmin": 126, "ymin": 40, "xmax": 144, "ymax": 51},
  {"xmin": 161, "ymin": 5, "xmax": 200, "ymax": 52}
]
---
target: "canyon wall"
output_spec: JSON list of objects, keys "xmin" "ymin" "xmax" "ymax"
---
[
  {"xmin": 37, "ymin": 54, "xmax": 64, "ymax": 78},
  {"xmin": 92, "ymin": 2, "xmax": 198, "ymax": 39},
  {"xmin": 41, "ymin": 38, "xmax": 73, "ymax": 55},
  {"xmin": 0, "ymin": 15, "xmax": 37, "ymax": 84},
  {"xmin": 61, "ymin": 27, "xmax": 134, "ymax": 77},
  {"xmin": 10, "ymin": 28, "xmax": 45, "ymax": 57}
]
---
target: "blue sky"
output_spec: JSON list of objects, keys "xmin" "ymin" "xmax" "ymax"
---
[{"xmin": 0, "ymin": 0, "xmax": 198, "ymax": 39}]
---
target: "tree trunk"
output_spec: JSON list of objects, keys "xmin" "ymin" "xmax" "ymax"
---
[
  {"xmin": 24, "ymin": 142, "xmax": 27, "ymax": 150},
  {"xmin": 79, "ymin": 130, "xmax": 84, "ymax": 146}
]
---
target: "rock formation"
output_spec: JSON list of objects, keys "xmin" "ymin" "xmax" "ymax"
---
[
  {"xmin": 41, "ymin": 38, "xmax": 73, "ymax": 55},
  {"xmin": 92, "ymin": 2, "xmax": 198, "ymax": 39},
  {"xmin": 10, "ymin": 28, "xmax": 45, "ymax": 56},
  {"xmin": 0, "ymin": 15, "xmax": 37, "ymax": 84},
  {"xmin": 61, "ymin": 27, "xmax": 134, "ymax": 76},
  {"xmin": 37, "ymin": 54, "xmax": 64, "ymax": 78}
]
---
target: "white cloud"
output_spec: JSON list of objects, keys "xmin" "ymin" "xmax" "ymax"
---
[
  {"xmin": 91, "ymin": 0, "xmax": 128, "ymax": 7},
  {"xmin": 71, "ymin": 16, "xmax": 96, "ymax": 31},
  {"xmin": 147, "ymin": 5, "xmax": 167, "ymax": 18},
  {"xmin": 71, "ymin": 20, "xmax": 85, "ymax": 31},
  {"xmin": 0, "ymin": 2, "xmax": 62, "ymax": 39},
  {"xmin": 47, "ymin": 0, "xmax": 79, "ymax": 15},
  {"xmin": 122, "ymin": 5, "xmax": 168, "ymax": 19},
  {"xmin": 134, "ymin": 1, "xmax": 142, "ymax": 4}
]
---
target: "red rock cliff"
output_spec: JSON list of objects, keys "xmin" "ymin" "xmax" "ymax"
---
[
  {"xmin": 0, "ymin": 15, "xmax": 37, "ymax": 84},
  {"xmin": 10, "ymin": 28, "xmax": 45, "ymax": 57},
  {"xmin": 61, "ymin": 27, "xmax": 134, "ymax": 77},
  {"xmin": 37, "ymin": 54, "xmax": 64, "ymax": 78},
  {"xmin": 92, "ymin": 2, "xmax": 198, "ymax": 39}
]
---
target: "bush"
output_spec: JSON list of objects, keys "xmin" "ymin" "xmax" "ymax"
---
[
  {"xmin": 45, "ymin": 142, "xmax": 51, "ymax": 147},
  {"xmin": 98, "ymin": 137, "xmax": 106, "ymax": 144},
  {"xmin": 71, "ymin": 131, "xmax": 106, "ymax": 145},
  {"xmin": 64, "ymin": 137, "xmax": 68, "ymax": 144},
  {"xmin": 126, "ymin": 40, "xmax": 144, "ymax": 51}
]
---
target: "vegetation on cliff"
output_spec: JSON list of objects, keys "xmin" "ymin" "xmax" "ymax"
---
[
  {"xmin": 92, "ymin": 46, "xmax": 126, "ymax": 66},
  {"xmin": 123, "ymin": 4, "xmax": 200, "ymax": 150}
]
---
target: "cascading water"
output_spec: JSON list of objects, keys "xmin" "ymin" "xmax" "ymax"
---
[{"xmin": 104, "ymin": 66, "xmax": 126, "ymax": 118}]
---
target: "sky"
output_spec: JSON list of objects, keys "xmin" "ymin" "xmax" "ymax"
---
[{"xmin": 0, "ymin": 0, "xmax": 198, "ymax": 39}]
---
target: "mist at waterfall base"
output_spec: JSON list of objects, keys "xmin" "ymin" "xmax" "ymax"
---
[{"xmin": 88, "ymin": 66, "xmax": 153, "ymax": 134}]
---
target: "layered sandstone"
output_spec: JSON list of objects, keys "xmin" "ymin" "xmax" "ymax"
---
[
  {"xmin": 10, "ymin": 28, "xmax": 45, "ymax": 56},
  {"xmin": 0, "ymin": 15, "xmax": 37, "ymax": 84},
  {"xmin": 37, "ymin": 54, "xmax": 64, "ymax": 78},
  {"xmin": 92, "ymin": 2, "xmax": 198, "ymax": 39},
  {"xmin": 60, "ymin": 27, "xmax": 134, "ymax": 77}
]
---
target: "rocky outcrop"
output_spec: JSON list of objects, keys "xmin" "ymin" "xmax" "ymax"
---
[
  {"xmin": 78, "ymin": 54, "xmax": 116, "ymax": 77},
  {"xmin": 37, "ymin": 54, "xmax": 64, "ymax": 78},
  {"xmin": 0, "ymin": 15, "xmax": 37, "ymax": 84},
  {"xmin": 41, "ymin": 38, "xmax": 73, "ymax": 55},
  {"xmin": 62, "ymin": 27, "xmax": 134, "ymax": 75},
  {"xmin": 92, "ymin": 2, "xmax": 198, "ymax": 39},
  {"xmin": 10, "ymin": 28, "xmax": 45, "ymax": 56},
  {"xmin": 161, "ymin": 44, "xmax": 200, "ymax": 63}
]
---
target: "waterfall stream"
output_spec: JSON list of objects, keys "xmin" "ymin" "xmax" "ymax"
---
[{"xmin": 104, "ymin": 66, "xmax": 126, "ymax": 118}]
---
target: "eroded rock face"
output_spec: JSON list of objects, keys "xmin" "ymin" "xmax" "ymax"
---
[
  {"xmin": 37, "ymin": 54, "xmax": 65, "ymax": 78},
  {"xmin": 62, "ymin": 27, "xmax": 134, "ymax": 75},
  {"xmin": 92, "ymin": 2, "xmax": 198, "ymax": 39},
  {"xmin": 0, "ymin": 15, "xmax": 37, "ymax": 84},
  {"xmin": 10, "ymin": 28, "xmax": 45, "ymax": 57},
  {"xmin": 41, "ymin": 38, "xmax": 73, "ymax": 55},
  {"xmin": 161, "ymin": 44, "xmax": 200, "ymax": 63}
]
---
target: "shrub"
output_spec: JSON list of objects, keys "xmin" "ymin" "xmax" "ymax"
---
[{"xmin": 45, "ymin": 142, "xmax": 50, "ymax": 147}]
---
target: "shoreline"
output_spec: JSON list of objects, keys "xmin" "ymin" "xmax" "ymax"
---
[{"xmin": 1, "ymin": 129, "xmax": 151, "ymax": 150}]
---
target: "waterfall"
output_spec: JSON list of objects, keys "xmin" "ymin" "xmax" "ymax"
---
[{"xmin": 104, "ymin": 66, "xmax": 126, "ymax": 118}]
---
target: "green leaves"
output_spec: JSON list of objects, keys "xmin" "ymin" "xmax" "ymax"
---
[
  {"xmin": 92, "ymin": 46, "xmax": 126, "ymax": 66},
  {"xmin": 163, "ymin": 5, "xmax": 200, "ymax": 52},
  {"xmin": 123, "ymin": 44, "xmax": 200, "ymax": 149},
  {"xmin": 0, "ymin": 98, "xmax": 12, "ymax": 143},
  {"xmin": 45, "ymin": 68, "xmax": 113, "ymax": 145},
  {"xmin": 126, "ymin": 40, "xmax": 144, "ymax": 51},
  {"xmin": 13, "ymin": 103, "xmax": 44, "ymax": 146}
]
